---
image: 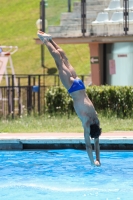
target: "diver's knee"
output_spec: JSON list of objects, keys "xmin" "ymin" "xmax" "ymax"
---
[
  {"xmin": 52, "ymin": 49, "xmax": 61, "ymax": 59},
  {"xmin": 58, "ymin": 48, "xmax": 65, "ymax": 56}
]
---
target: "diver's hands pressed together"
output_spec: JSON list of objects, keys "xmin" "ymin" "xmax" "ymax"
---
[
  {"xmin": 91, "ymin": 160, "xmax": 101, "ymax": 167},
  {"xmin": 94, "ymin": 160, "xmax": 101, "ymax": 166}
]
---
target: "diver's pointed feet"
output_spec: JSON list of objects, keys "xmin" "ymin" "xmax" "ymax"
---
[{"xmin": 37, "ymin": 31, "xmax": 52, "ymax": 43}]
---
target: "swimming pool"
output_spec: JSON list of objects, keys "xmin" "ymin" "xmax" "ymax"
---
[{"xmin": 0, "ymin": 150, "xmax": 133, "ymax": 200}]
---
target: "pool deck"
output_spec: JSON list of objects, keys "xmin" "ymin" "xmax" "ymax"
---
[{"xmin": 0, "ymin": 131, "xmax": 133, "ymax": 150}]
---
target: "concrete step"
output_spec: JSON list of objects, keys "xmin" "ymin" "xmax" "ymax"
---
[{"xmin": 73, "ymin": 0, "xmax": 110, "ymax": 11}]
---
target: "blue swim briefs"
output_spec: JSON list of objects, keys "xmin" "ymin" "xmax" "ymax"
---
[{"xmin": 68, "ymin": 79, "xmax": 85, "ymax": 94}]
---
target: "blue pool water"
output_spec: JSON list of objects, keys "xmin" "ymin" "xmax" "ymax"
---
[{"xmin": 0, "ymin": 150, "xmax": 133, "ymax": 200}]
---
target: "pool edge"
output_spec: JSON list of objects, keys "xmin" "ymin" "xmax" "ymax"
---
[{"xmin": 0, "ymin": 136, "xmax": 133, "ymax": 150}]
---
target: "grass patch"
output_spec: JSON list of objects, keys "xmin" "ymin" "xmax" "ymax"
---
[
  {"xmin": 0, "ymin": 113, "xmax": 133, "ymax": 133},
  {"xmin": 0, "ymin": 0, "xmax": 90, "ymax": 77}
]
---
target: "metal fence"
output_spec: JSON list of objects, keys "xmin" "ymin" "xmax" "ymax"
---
[
  {"xmin": 0, "ymin": 85, "xmax": 45, "ymax": 118},
  {"xmin": 0, "ymin": 74, "xmax": 91, "ymax": 118}
]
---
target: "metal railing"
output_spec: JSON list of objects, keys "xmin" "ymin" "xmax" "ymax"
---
[{"xmin": 0, "ymin": 74, "xmax": 91, "ymax": 118}]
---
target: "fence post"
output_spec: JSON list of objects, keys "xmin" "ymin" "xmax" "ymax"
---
[
  {"xmin": 27, "ymin": 75, "xmax": 32, "ymax": 114},
  {"xmin": 18, "ymin": 77, "xmax": 21, "ymax": 116},
  {"xmin": 38, "ymin": 75, "xmax": 41, "ymax": 115},
  {"xmin": 33, "ymin": 76, "xmax": 36, "ymax": 114},
  {"xmin": 81, "ymin": 0, "xmax": 86, "ymax": 36},
  {"xmin": 7, "ymin": 77, "xmax": 11, "ymax": 115},
  {"xmin": 12, "ymin": 75, "xmax": 15, "ymax": 119}
]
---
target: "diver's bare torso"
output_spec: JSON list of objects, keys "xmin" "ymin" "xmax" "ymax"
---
[{"xmin": 70, "ymin": 90, "xmax": 99, "ymax": 127}]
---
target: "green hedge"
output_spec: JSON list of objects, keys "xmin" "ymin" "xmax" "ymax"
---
[
  {"xmin": 45, "ymin": 85, "xmax": 133, "ymax": 118},
  {"xmin": 45, "ymin": 86, "xmax": 74, "ymax": 114},
  {"xmin": 86, "ymin": 85, "xmax": 133, "ymax": 117}
]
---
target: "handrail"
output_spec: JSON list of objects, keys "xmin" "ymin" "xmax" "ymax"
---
[{"xmin": 0, "ymin": 46, "xmax": 18, "ymax": 55}]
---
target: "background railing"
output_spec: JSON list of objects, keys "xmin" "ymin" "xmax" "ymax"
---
[{"xmin": 0, "ymin": 74, "xmax": 91, "ymax": 119}]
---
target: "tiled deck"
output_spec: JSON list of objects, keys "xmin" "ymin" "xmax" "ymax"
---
[{"xmin": 0, "ymin": 131, "xmax": 133, "ymax": 150}]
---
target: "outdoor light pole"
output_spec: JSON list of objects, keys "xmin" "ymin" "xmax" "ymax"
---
[
  {"xmin": 36, "ymin": 0, "xmax": 47, "ymax": 114},
  {"xmin": 40, "ymin": 0, "xmax": 45, "ymax": 68},
  {"xmin": 68, "ymin": 0, "xmax": 71, "ymax": 12}
]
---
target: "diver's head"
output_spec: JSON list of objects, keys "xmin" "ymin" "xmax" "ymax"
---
[{"xmin": 90, "ymin": 124, "xmax": 102, "ymax": 139}]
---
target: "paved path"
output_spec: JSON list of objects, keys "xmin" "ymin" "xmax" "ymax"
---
[{"xmin": 0, "ymin": 131, "xmax": 133, "ymax": 139}]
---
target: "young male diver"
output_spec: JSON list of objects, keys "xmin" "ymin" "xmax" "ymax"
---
[{"xmin": 37, "ymin": 31, "xmax": 102, "ymax": 166}]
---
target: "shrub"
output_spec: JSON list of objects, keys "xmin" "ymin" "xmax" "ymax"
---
[
  {"xmin": 86, "ymin": 85, "xmax": 133, "ymax": 118},
  {"xmin": 45, "ymin": 86, "xmax": 74, "ymax": 114},
  {"xmin": 45, "ymin": 85, "xmax": 133, "ymax": 118}
]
